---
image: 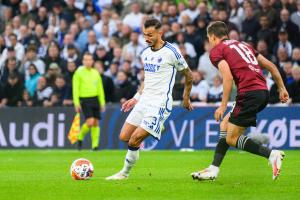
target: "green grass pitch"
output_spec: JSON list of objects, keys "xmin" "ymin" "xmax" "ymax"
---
[{"xmin": 1, "ymin": 150, "xmax": 299, "ymax": 200}]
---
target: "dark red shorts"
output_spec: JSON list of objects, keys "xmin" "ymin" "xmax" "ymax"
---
[{"xmin": 229, "ymin": 90, "xmax": 269, "ymax": 127}]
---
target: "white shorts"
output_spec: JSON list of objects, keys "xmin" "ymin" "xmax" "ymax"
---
[{"xmin": 126, "ymin": 102, "xmax": 171, "ymax": 140}]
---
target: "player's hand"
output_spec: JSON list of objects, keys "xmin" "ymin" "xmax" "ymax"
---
[
  {"xmin": 183, "ymin": 97, "xmax": 193, "ymax": 111},
  {"xmin": 100, "ymin": 106, "xmax": 105, "ymax": 113},
  {"xmin": 121, "ymin": 98, "xmax": 138, "ymax": 112},
  {"xmin": 214, "ymin": 105, "xmax": 226, "ymax": 122},
  {"xmin": 278, "ymin": 88, "xmax": 289, "ymax": 103},
  {"xmin": 75, "ymin": 105, "xmax": 81, "ymax": 113}
]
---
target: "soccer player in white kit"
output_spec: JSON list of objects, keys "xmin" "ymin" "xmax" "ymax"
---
[{"xmin": 106, "ymin": 18, "xmax": 194, "ymax": 180}]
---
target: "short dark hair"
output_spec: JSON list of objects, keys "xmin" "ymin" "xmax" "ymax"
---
[
  {"xmin": 144, "ymin": 17, "xmax": 162, "ymax": 29},
  {"xmin": 83, "ymin": 52, "xmax": 94, "ymax": 59},
  {"xmin": 207, "ymin": 21, "xmax": 229, "ymax": 38}
]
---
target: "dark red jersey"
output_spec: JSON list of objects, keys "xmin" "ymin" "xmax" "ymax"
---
[{"xmin": 209, "ymin": 39, "xmax": 267, "ymax": 93}]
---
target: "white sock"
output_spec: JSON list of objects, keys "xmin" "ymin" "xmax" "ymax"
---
[{"xmin": 121, "ymin": 148, "xmax": 139, "ymax": 176}]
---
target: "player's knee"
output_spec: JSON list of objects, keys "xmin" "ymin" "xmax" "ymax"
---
[
  {"xmin": 93, "ymin": 119, "xmax": 99, "ymax": 127},
  {"xmin": 128, "ymin": 135, "xmax": 141, "ymax": 147},
  {"xmin": 226, "ymin": 134, "xmax": 237, "ymax": 147},
  {"xmin": 119, "ymin": 133, "xmax": 129, "ymax": 142},
  {"xmin": 86, "ymin": 119, "xmax": 94, "ymax": 128}
]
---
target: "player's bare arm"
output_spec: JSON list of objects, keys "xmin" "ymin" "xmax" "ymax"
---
[
  {"xmin": 121, "ymin": 82, "xmax": 145, "ymax": 112},
  {"xmin": 181, "ymin": 68, "xmax": 193, "ymax": 111},
  {"xmin": 257, "ymin": 54, "xmax": 289, "ymax": 103},
  {"xmin": 215, "ymin": 60, "xmax": 233, "ymax": 122}
]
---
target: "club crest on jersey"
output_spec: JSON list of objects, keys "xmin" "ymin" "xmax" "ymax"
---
[{"xmin": 157, "ymin": 57, "xmax": 162, "ymax": 63}]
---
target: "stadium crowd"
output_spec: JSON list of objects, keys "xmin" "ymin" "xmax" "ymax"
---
[{"xmin": 0, "ymin": 0, "xmax": 299, "ymax": 107}]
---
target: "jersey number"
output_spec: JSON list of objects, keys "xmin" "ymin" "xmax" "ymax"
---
[{"xmin": 229, "ymin": 43, "xmax": 258, "ymax": 65}]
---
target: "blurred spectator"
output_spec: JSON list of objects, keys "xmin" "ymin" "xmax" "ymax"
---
[
  {"xmin": 173, "ymin": 32, "xmax": 196, "ymax": 58},
  {"xmin": 288, "ymin": 67, "xmax": 300, "ymax": 103},
  {"xmin": 44, "ymin": 75, "xmax": 72, "ymax": 106},
  {"xmin": 292, "ymin": 47, "xmax": 300, "ymax": 66},
  {"xmin": 178, "ymin": 44, "xmax": 197, "ymax": 70},
  {"xmin": 0, "ymin": 35, "xmax": 5, "ymax": 53},
  {"xmin": 151, "ymin": 2, "xmax": 162, "ymax": 20},
  {"xmin": 2, "ymin": 73, "xmax": 23, "ymax": 106},
  {"xmin": 276, "ymin": 47, "xmax": 290, "ymax": 69},
  {"xmin": 228, "ymin": 0, "xmax": 244, "ymax": 31},
  {"xmin": 32, "ymin": 76, "xmax": 53, "ymax": 106},
  {"xmin": 61, "ymin": 0, "xmax": 80, "ymax": 24},
  {"xmin": 121, "ymin": 59, "xmax": 138, "ymax": 86},
  {"xmin": 277, "ymin": 8, "xmax": 299, "ymax": 46},
  {"xmin": 18, "ymin": 90, "xmax": 33, "ymax": 107},
  {"xmin": 273, "ymin": 28, "xmax": 293, "ymax": 58},
  {"xmin": 283, "ymin": 61, "xmax": 295, "ymax": 85},
  {"xmin": 0, "ymin": 33, "xmax": 25, "ymax": 67},
  {"xmin": 98, "ymin": 24, "xmax": 110, "ymax": 51},
  {"xmin": 218, "ymin": 9, "xmax": 238, "ymax": 32},
  {"xmin": 19, "ymin": 2, "xmax": 34, "ymax": 25},
  {"xmin": 114, "ymin": 70, "xmax": 136, "ymax": 103},
  {"xmin": 43, "ymin": 42, "xmax": 63, "ymax": 71},
  {"xmin": 179, "ymin": 0, "xmax": 199, "ymax": 24},
  {"xmin": 23, "ymin": 45, "xmax": 46, "ymax": 80},
  {"xmin": 229, "ymin": 29, "xmax": 240, "ymax": 41},
  {"xmin": 45, "ymin": 63, "xmax": 61, "ymax": 86},
  {"xmin": 193, "ymin": 1, "xmax": 211, "ymax": 25},
  {"xmin": 122, "ymin": 30, "xmax": 145, "ymax": 69},
  {"xmin": 291, "ymin": 1, "xmax": 300, "ymax": 31},
  {"xmin": 123, "ymin": 2, "xmax": 144, "ymax": 31},
  {"xmin": 113, "ymin": 23, "xmax": 131, "ymax": 47},
  {"xmin": 197, "ymin": 40, "xmax": 219, "ymax": 85},
  {"xmin": 95, "ymin": 61, "xmax": 115, "ymax": 103},
  {"xmin": 84, "ymin": 30, "xmax": 99, "ymax": 54},
  {"xmin": 256, "ymin": 39, "xmax": 276, "ymax": 63},
  {"xmin": 254, "ymin": 0, "xmax": 277, "ymax": 28},
  {"xmin": 0, "ymin": 57, "xmax": 21, "ymax": 85},
  {"xmin": 104, "ymin": 61, "xmax": 119, "ymax": 83},
  {"xmin": 37, "ymin": 7, "xmax": 49, "ymax": 30},
  {"xmin": 190, "ymin": 70, "xmax": 209, "ymax": 102},
  {"xmin": 64, "ymin": 60, "xmax": 77, "ymax": 85},
  {"xmin": 61, "ymin": 33, "xmax": 75, "ymax": 59},
  {"xmin": 167, "ymin": 4, "xmax": 179, "ymax": 24},
  {"xmin": 94, "ymin": 45, "xmax": 112, "ymax": 70},
  {"xmin": 25, "ymin": 64, "xmax": 41, "ymax": 97},
  {"xmin": 195, "ymin": 17, "xmax": 207, "ymax": 43},
  {"xmin": 257, "ymin": 15, "xmax": 275, "ymax": 53},
  {"xmin": 185, "ymin": 22, "xmax": 204, "ymax": 58},
  {"xmin": 207, "ymin": 75, "xmax": 223, "ymax": 103},
  {"xmin": 242, "ymin": 3, "xmax": 260, "ymax": 42},
  {"xmin": 37, "ymin": 34, "xmax": 49, "ymax": 58},
  {"xmin": 62, "ymin": 44, "xmax": 81, "ymax": 69},
  {"xmin": 94, "ymin": 9, "xmax": 117, "ymax": 37}
]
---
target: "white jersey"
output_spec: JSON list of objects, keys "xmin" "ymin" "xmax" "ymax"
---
[{"xmin": 140, "ymin": 42, "xmax": 188, "ymax": 112}]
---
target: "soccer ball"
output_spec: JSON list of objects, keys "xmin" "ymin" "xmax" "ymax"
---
[{"xmin": 70, "ymin": 158, "xmax": 94, "ymax": 180}]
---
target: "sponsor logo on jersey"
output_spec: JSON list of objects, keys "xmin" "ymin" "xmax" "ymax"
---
[{"xmin": 144, "ymin": 63, "xmax": 161, "ymax": 72}]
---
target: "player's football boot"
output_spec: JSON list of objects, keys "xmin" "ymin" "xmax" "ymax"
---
[
  {"xmin": 191, "ymin": 165, "xmax": 219, "ymax": 181},
  {"xmin": 269, "ymin": 150, "xmax": 285, "ymax": 180},
  {"xmin": 105, "ymin": 172, "xmax": 128, "ymax": 180}
]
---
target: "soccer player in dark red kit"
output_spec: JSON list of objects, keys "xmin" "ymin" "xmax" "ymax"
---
[{"xmin": 191, "ymin": 21, "xmax": 289, "ymax": 181}]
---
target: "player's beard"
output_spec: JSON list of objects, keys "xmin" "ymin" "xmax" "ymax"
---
[{"xmin": 147, "ymin": 38, "xmax": 157, "ymax": 47}]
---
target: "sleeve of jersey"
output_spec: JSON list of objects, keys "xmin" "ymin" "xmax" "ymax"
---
[
  {"xmin": 173, "ymin": 48, "xmax": 188, "ymax": 71},
  {"xmin": 209, "ymin": 46, "xmax": 224, "ymax": 68},
  {"xmin": 72, "ymin": 71, "xmax": 80, "ymax": 106},
  {"xmin": 97, "ymin": 75, "xmax": 106, "ymax": 107}
]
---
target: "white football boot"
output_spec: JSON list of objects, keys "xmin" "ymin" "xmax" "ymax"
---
[
  {"xmin": 105, "ymin": 171, "xmax": 128, "ymax": 180},
  {"xmin": 269, "ymin": 150, "xmax": 285, "ymax": 180},
  {"xmin": 191, "ymin": 165, "xmax": 219, "ymax": 181}
]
